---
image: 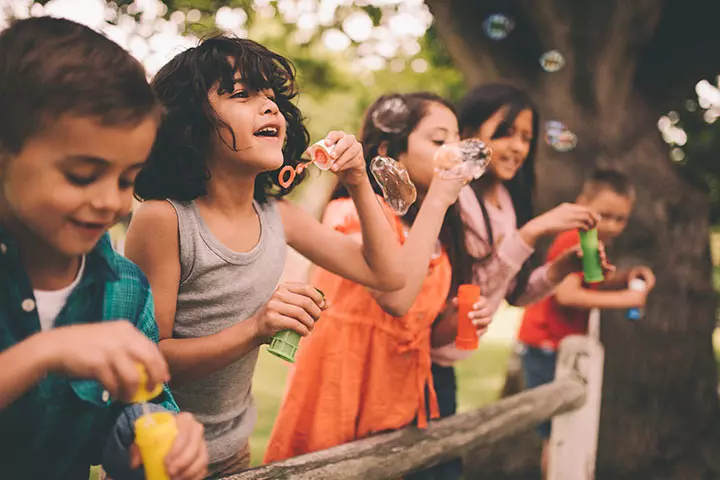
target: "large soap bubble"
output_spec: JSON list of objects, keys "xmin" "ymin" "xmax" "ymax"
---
[
  {"xmin": 369, "ymin": 156, "xmax": 417, "ymax": 216},
  {"xmin": 434, "ymin": 139, "xmax": 492, "ymax": 180}
]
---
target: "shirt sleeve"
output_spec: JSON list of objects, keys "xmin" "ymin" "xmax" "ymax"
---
[
  {"xmin": 511, "ymin": 231, "xmax": 580, "ymax": 306},
  {"xmin": 135, "ymin": 289, "xmax": 179, "ymax": 413},
  {"xmin": 101, "ymin": 403, "xmax": 170, "ymax": 479}
]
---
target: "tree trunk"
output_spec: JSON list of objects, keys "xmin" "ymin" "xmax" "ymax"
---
[{"xmin": 426, "ymin": 0, "xmax": 720, "ymax": 478}]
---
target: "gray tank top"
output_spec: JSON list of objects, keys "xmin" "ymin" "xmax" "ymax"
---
[{"xmin": 167, "ymin": 199, "xmax": 286, "ymax": 464}]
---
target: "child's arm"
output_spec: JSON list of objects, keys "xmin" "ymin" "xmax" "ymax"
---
[
  {"xmin": 0, "ymin": 322, "xmax": 169, "ymax": 409},
  {"xmin": 125, "ymin": 202, "xmax": 324, "ymax": 385},
  {"xmin": 282, "ymin": 132, "xmax": 404, "ymax": 293},
  {"xmin": 554, "ymin": 274, "xmax": 647, "ymax": 309},
  {"xmin": 370, "ymin": 176, "xmax": 466, "ymax": 316}
]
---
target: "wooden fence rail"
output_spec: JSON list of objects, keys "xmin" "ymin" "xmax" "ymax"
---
[{"xmin": 225, "ymin": 336, "xmax": 600, "ymax": 480}]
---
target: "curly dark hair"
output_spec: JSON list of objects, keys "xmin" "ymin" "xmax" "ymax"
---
[
  {"xmin": 334, "ymin": 92, "xmax": 473, "ymax": 296},
  {"xmin": 134, "ymin": 35, "xmax": 310, "ymax": 203}
]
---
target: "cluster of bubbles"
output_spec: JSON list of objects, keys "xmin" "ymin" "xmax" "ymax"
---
[{"xmin": 483, "ymin": 13, "xmax": 576, "ymax": 153}]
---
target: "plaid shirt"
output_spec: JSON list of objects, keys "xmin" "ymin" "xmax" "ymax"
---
[{"xmin": 0, "ymin": 229, "xmax": 178, "ymax": 480}]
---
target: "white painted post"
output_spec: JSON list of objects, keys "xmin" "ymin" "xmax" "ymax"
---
[{"xmin": 547, "ymin": 331, "xmax": 604, "ymax": 480}]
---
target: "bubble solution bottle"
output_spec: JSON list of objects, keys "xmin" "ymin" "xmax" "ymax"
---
[
  {"xmin": 268, "ymin": 288, "xmax": 326, "ymax": 363},
  {"xmin": 578, "ymin": 228, "xmax": 604, "ymax": 284},
  {"xmin": 132, "ymin": 366, "xmax": 177, "ymax": 480},
  {"xmin": 455, "ymin": 284, "xmax": 481, "ymax": 350},
  {"xmin": 627, "ymin": 278, "xmax": 647, "ymax": 321}
]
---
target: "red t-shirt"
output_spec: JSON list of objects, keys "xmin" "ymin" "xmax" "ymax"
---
[{"xmin": 517, "ymin": 230, "xmax": 589, "ymax": 351}]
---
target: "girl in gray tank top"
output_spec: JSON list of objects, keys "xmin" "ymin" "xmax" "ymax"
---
[{"xmin": 125, "ymin": 35, "xmax": 404, "ymax": 473}]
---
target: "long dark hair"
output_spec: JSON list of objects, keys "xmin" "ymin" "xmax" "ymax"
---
[
  {"xmin": 333, "ymin": 92, "xmax": 473, "ymax": 296},
  {"xmin": 457, "ymin": 83, "xmax": 539, "ymax": 304},
  {"xmin": 134, "ymin": 35, "xmax": 309, "ymax": 203}
]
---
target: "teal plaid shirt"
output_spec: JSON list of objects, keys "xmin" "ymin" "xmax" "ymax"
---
[{"xmin": 0, "ymin": 229, "xmax": 178, "ymax": 480}]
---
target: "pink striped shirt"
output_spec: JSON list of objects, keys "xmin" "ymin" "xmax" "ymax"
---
[{"xmin": 431, "ymin": 185, "xmax": 558, "ymax": 366}]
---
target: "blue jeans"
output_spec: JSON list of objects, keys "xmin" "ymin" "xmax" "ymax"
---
[
  {"xmin": 520, "ymin": 345, "xmax": 557, "ymax": 439},
  {"xmin": 406, "ymin": 363, "xmax": 461, "ymax": 480}
]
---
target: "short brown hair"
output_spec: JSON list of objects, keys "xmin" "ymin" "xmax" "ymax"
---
[
  {"xmin": 582, "ymin": 168, "xmax": 636, "ymax": 201},
  {"xmin": 0, "ymin": 16, "xmax": 159, "ymax": 154}
]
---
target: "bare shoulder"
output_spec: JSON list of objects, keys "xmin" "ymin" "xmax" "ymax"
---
[
  {"xmin": 126, "ymin": 200, "xmax": 179, "ymax": 255},
  {"xmin": 132, "ymin": 200, "xmax": 178, "ymax": 229}
]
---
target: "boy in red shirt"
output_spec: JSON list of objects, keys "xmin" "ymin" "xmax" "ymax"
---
[{"xmin": 518, "ymin": 168, "xmax": 655, "ymax": 476}]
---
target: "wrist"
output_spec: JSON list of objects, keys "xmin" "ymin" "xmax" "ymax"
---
[
  {"xmin": 28, "ymin": 331, "xmax": 58, "ymax": 376},
  {"xmin": 245, "ymin": 314, "xmax": 268, "ymax": 347},
  {"xmin": 342, "ymin": 172, "xmax": 372, "ymax": 192},
  {"xmin": 519, "ymin": 221, "xmax": 540, "ymax": 247},
  {"xmin": 425, "ymin": 182, "xmax": 455, "ymax": 211}
]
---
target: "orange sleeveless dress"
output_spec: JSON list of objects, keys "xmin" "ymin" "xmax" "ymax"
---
[{"xmin": 264, "ymin": 198, "xmax": 452, "ymax": 463}]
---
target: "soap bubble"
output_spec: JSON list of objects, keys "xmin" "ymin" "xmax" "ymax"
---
[
  {"xmin": 483, "ymin": 14, "xmax": 514, "ymax": 41},
  {"xmin": 370, "ymin": 156, "xmax": 417, "ymax": 216},
  {"xmin": 540, "ymin": 50, "xmax": 565, "ymax": 72},
  {"xmin": 371, "ymin": 96, "xmax": 410, "ymax": 134},
  {"xmin": 544, "ymin": 121, "xmax": 578, "ymax": 152},
  {"xmin": 434, "ymin": 139, "xmax": 492, "ymax": 180}
]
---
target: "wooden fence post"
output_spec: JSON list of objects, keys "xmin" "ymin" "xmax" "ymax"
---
[{"xmin": 547, "ymin": 327, "xmax": 604, "ymax": 480}]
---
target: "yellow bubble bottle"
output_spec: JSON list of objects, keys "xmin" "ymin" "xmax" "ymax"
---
[
  {"xmin": 130, "ymin": 364, "xmax": 164, "ymax": 404},
  {"xmin": 134, "ymin": 412, "xmax": 178, "ymax": 480},
  {"xmin": 131, "ymin": 364, "xmax": 176, "ymax": 480}
]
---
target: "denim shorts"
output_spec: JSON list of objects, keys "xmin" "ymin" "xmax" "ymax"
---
[{"xmin": 519, "ymin": 344, "xmax": 557, "ymax": 439}]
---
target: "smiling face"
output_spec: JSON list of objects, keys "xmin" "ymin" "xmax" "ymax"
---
[
  {"xmin": 472, "ymin": 106, "xmax": 534, "ymax": 182},
  {"xmin": 0, "ymin": 114, "xmax": 157, "ymax": 257},
  {"xmin": 397, "ymin": 101, "xmax": 460, "ymax": 194},
  {"xmin": 208, "ymin": 73, "xmax": 287, "ymax": 173}
]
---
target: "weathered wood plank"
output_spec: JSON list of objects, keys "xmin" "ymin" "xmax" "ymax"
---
[
  {"xmin": 224, "ymin": 376, "xmax": 585, "ymax": 480},
  {"xmin": 549, "ymin": 334, "xmax": 605, "ymax": 480}
]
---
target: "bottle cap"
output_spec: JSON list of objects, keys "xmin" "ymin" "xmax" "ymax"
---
[{"xmin": 130, "ymin": 364, "xmax": 164, "ymax": 404}]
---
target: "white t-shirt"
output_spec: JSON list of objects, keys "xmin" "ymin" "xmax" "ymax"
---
[{"xmin": 33, "ymin": 256, "xmax": 86, "ymax": 331}]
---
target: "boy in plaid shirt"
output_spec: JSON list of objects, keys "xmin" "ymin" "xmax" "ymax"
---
[{"xmin": 0, "ymin": 17, "xmax": 207, "ymax": 479}]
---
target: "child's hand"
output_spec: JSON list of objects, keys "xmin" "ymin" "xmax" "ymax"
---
[
  {"xmin": 469, "ymin": 296, "xmax": 493, "ymax": 338},
  {"xmin": 426, "ymin": 171, "xmax": 468, "ymax": 210},
  {"xmin": 129, "ymin": 413, "xmax": 208, "ymax": 480},
  {"xmin": 251, "ymin": 282, "xmax": 327, "ymax": 343},
  {"xmin": 165, "ymin": 413, "xmax": 208, "ymax": 480},
  {"xmin": 521, "ymin": 203, "xmax": 599, "ymax": 246},
  {"xmin": 547, "ymin": 242, "xmax": 615, "ymax": 283},
  {"xmin": 629, "ymin": 265, "xmax": 656, "ymax": 290},
  {"xmin": 43, "ymin": 321, "xmax": 170, "ymax": 403},
  {"xmin": 451, "ymin": 295, "xmax": 493, "ymax": 338},
  {"xmin": 321, "ymin": 131, "xmax": 367, "ymax": 187}
]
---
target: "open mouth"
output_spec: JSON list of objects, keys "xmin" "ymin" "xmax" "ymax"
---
[
  {"xmin": 254, "ymin": 126, "xmax": 280, "ymax": 138},
  {"xmin": 71, "ymin": 220, "xmax": 109, "ymax": 232}
]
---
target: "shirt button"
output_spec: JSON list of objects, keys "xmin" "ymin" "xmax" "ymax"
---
[
  {"xmin": 0, "ymin": 243, "xmax": 6, "ymax": 254},
  {"xmin": 21, "ymin": 298, "xmax": 35, "ymax": 312},
  {"xmin": 101, "ymin": 390, "xmax": 110, "ymax": 403}
]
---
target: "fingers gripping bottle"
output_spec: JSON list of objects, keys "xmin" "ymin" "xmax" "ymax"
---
[
  {"xmin": 132, "ymin": 365, "xmax": 178, "ymax": 480},
  {"xmin": 456, "ymin": 284, "xmax": 481, "ymax": 350},
  {"xmin": 578, "ymin": 228, "xmax": 604, "ymax": 284},
  {"xmin": 268, "ymin": 288, "xmax": 326, "ymax": 363}
]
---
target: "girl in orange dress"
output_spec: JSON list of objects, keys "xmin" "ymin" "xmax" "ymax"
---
[{"xmin": 265, "ymin": 92, "xmax": 487, "ymax": 462}]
